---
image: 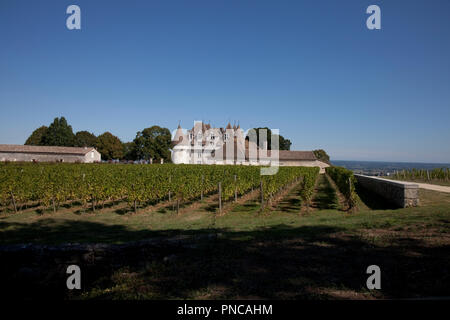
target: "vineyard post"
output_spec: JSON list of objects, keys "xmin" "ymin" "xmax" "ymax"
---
[
  {"xmin": 132, "ymin": 184, "xmax": 137, "ymax": 214},
  {"xmin": 348, "ymin": 177, "xmax": 352, "ymax": 209},
  {"xmin": 176, "ymin": 199, "xmax": 180, "ymax": 215},
  {"xmin": 218, "ymin": 182, "xmax": 222, "ymax": 214},
  {"xmin": 10, "ymin": 191, "xmax": 17, "ymax": 214},
  {"xmin": 52, "ymin": 197, "xmax": 56, "ymax": 214},
  {"xmin": 260, "ymin": 180, "xmax": 264, "ymax": 210},
  {"xmin": 169, "ymin": 176, "xmax": 171, "ymax": 202},
  {"xmin": 234, "ymin": 174, "xmax": 238, "ymax": 202},
  {"xmin": 201, "ymin": 175, "xmax": 204, "ymax": 201},
  {"xmin": 427, "ymin": 170, "xmax": 430, "ymax": 181}
]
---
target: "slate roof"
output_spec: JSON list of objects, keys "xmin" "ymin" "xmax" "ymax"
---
[{"xmin": 0, "ymin": 144, "xmax": 96, "ymax": 155}]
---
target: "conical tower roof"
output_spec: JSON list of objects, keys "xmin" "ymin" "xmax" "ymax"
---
[{"xmin": 172, "ymin": 124, "xmax": 186, "ymax": 146}]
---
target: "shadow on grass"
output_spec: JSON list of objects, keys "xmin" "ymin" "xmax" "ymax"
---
[
  {"xmin": 276, "ymin": 191, "xmax": 302, "ymax": 213},
  {"xmin": 0, "ymin": 219, "xmax": 449, "ymax": 300},
  {"xmin": 355, "ymin": 183, "xmax": 398, "ymax": 210}
]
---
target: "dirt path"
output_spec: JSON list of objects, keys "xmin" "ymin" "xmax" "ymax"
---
[{"xmin": 378, "ymin": 178, "xmax": 450, "ymax": 193}]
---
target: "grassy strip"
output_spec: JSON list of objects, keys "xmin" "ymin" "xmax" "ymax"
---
[{"xmin": 326, "ymin": 166, "xmax": 357, "ymax": 210}]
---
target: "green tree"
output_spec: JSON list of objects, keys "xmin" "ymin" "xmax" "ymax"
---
[
  {"xmin": 132, "ymin": 126, "xmax": 172, "ymax": 161},
  {"xmin": 122, "ymin": 141, "xmax": 137, "ymax": 160},
  {"xmin": 41, "ymin": 117, "xmax": 76, "ymax": 146},
  {"xmin": 96, "ymin": 132, "xmax": 124, "ymax": 160},
  {"xmin": 278, "ymin": 135, "xmax": 292, "ymax": 151},
  {"xmin": 313, "ymin": 149, "xmax": 330, "ymax": 164},
  {"xmin": 74, "ymin": 131, "xmax": 97, "ymax": 147},
  {"xmin": 248, "ymin": 127, "xmax": 291, "ymax": 150},
  {"xmin": 25, "ymin": 126, "xmax": 48, "ymax": 145}
]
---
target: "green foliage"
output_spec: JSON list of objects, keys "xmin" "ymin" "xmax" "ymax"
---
[
  {"xmin": 24, "ymin": 126, "xmax": 48, "ymax": 146},
  {"xmin": 326, "ymin": 166, "xmax": 357, "ymax": 209},
  {"xmin": 122, "ymin": 142, "xmax": 136, "ymax": 160},
  {"xmin": 313, "ymin": 149, "xmax": 330, "ymax": 164},
  {"xmin": 299, "ymin": 168, "xmax": 319, "ymax": 205},
  {"xmin": 23, "ymin": 118, "xmax": 174, "ymax": 162},
  {"xmin": 249, "ymin": 127, "xmax": 292, "ymax": 150},
  {"xmin": 132, "ymin": 126, "xmax": 172, "ymax": 162},
  {"xmin": 392, "ymin": 168, "xmax": 450, "ymax": 181},
  {"xmin": 41, "ymin": 117, "xmax": 76, "ymax": 146},
  {"xmin": 96, "ymin": 132, "xmax": 124, "ymax": 160},
  {"xmin": 74, "ymin": 131, "xmax": 98, "ymax": 148},
  {"xmin": 0, "ymin": 163, "xmax": 319, "ymax": 214}
]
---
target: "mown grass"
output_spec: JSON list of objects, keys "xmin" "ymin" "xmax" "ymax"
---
[
  {"xmin": 1, "ymin": 181, "xmax": 449, "ymax": 300},
  {"xmin": 75, "ymin": 187, "xmax": 450, "ymax": 300},
  {"xmin": 0, "ymin": 186, "xmax": 449, "ymax": 245}
]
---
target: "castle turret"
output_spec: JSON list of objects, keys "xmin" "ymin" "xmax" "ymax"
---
[{"xmin": 172, "ymin": 124, "xmax": 186, "ymax": 147}]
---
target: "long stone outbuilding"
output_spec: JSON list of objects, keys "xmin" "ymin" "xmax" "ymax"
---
[{"xmin": 0, "ymin": 144, "xmax": 101, "ymax": 163}]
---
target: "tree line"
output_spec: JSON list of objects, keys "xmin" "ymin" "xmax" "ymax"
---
[
  {"xmin": 24, "ymin": 117, "xmax": 311, "ymax": 162},
  {"xmin": 25, "ymin": 117, "xmax": 171, "ymax": 161}
]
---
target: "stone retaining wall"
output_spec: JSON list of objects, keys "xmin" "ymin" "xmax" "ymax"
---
[{"xmin": 355, "ymin": 174, "xmax": 419, "ymax": 208}]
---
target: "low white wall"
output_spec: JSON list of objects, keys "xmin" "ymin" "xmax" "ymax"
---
[{"xmin": 355, "ymin": 174, "xmax": 419, "ymax": 208}]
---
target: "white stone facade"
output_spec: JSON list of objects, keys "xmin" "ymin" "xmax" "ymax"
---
[{"xmin": 170, "ymin": 122, "xmax": 330, "ymax": 173}]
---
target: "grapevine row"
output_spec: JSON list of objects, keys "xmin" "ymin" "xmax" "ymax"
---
[
  {"xmin": 392, "ymin": 168, "xmax": 450, "ymax": 181},
  {"xmin": 325, "ymin": 166, "xmax": 357, "ymax": 209},
  {"xmin": 0, "ymin": 163, "xmax": 319, "ymax": 214}
]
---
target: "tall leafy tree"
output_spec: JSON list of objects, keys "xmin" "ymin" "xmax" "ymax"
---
[
  {"xmin": 313, "ymin": 149, "xmax": 331, "ymax": 164},
  {"xmin": 278, "ymin": 135, "xmax": 292, "ymax": 151},
  {"xmin": 122, "ymin": 141, "xmax": 137, "ymax": 161},
  {"xmin": 25, "ymin": 126, "xmax": 48, "ymax": 146},
  {"xmin": 248, "ymin": 127, "xmax": 292, "ymax": 150},
  {"xmin": 41, "ymin": 117, "xmax": 76, "ymax": 146},
  {"xmin": 74, "ymin": 131, "xmax": 97, "ymax": 147},
  {"xmin": 95, "ymin": 132, "xmax": 124, "ymax": 160},
  {"xmin": 132, "ymin": 126, "xmax": 171, "ymax": 161}
]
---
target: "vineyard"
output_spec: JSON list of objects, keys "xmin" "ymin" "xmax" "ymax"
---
[
  {"xmin": 0, "ymin": 163, "xmax": 319, "ymax": 214},
  {"xmin": 325, "ymin": 166, "xmax": 357, "ymax": 209},
  {"xmin": 391, "ymin": 168, "xmax": 450, "ymax": 182}
]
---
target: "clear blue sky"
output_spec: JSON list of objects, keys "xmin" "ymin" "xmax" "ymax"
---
[{"xmin": 1, "ymin": 0, "xmax": 449, "ymax": 163}]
